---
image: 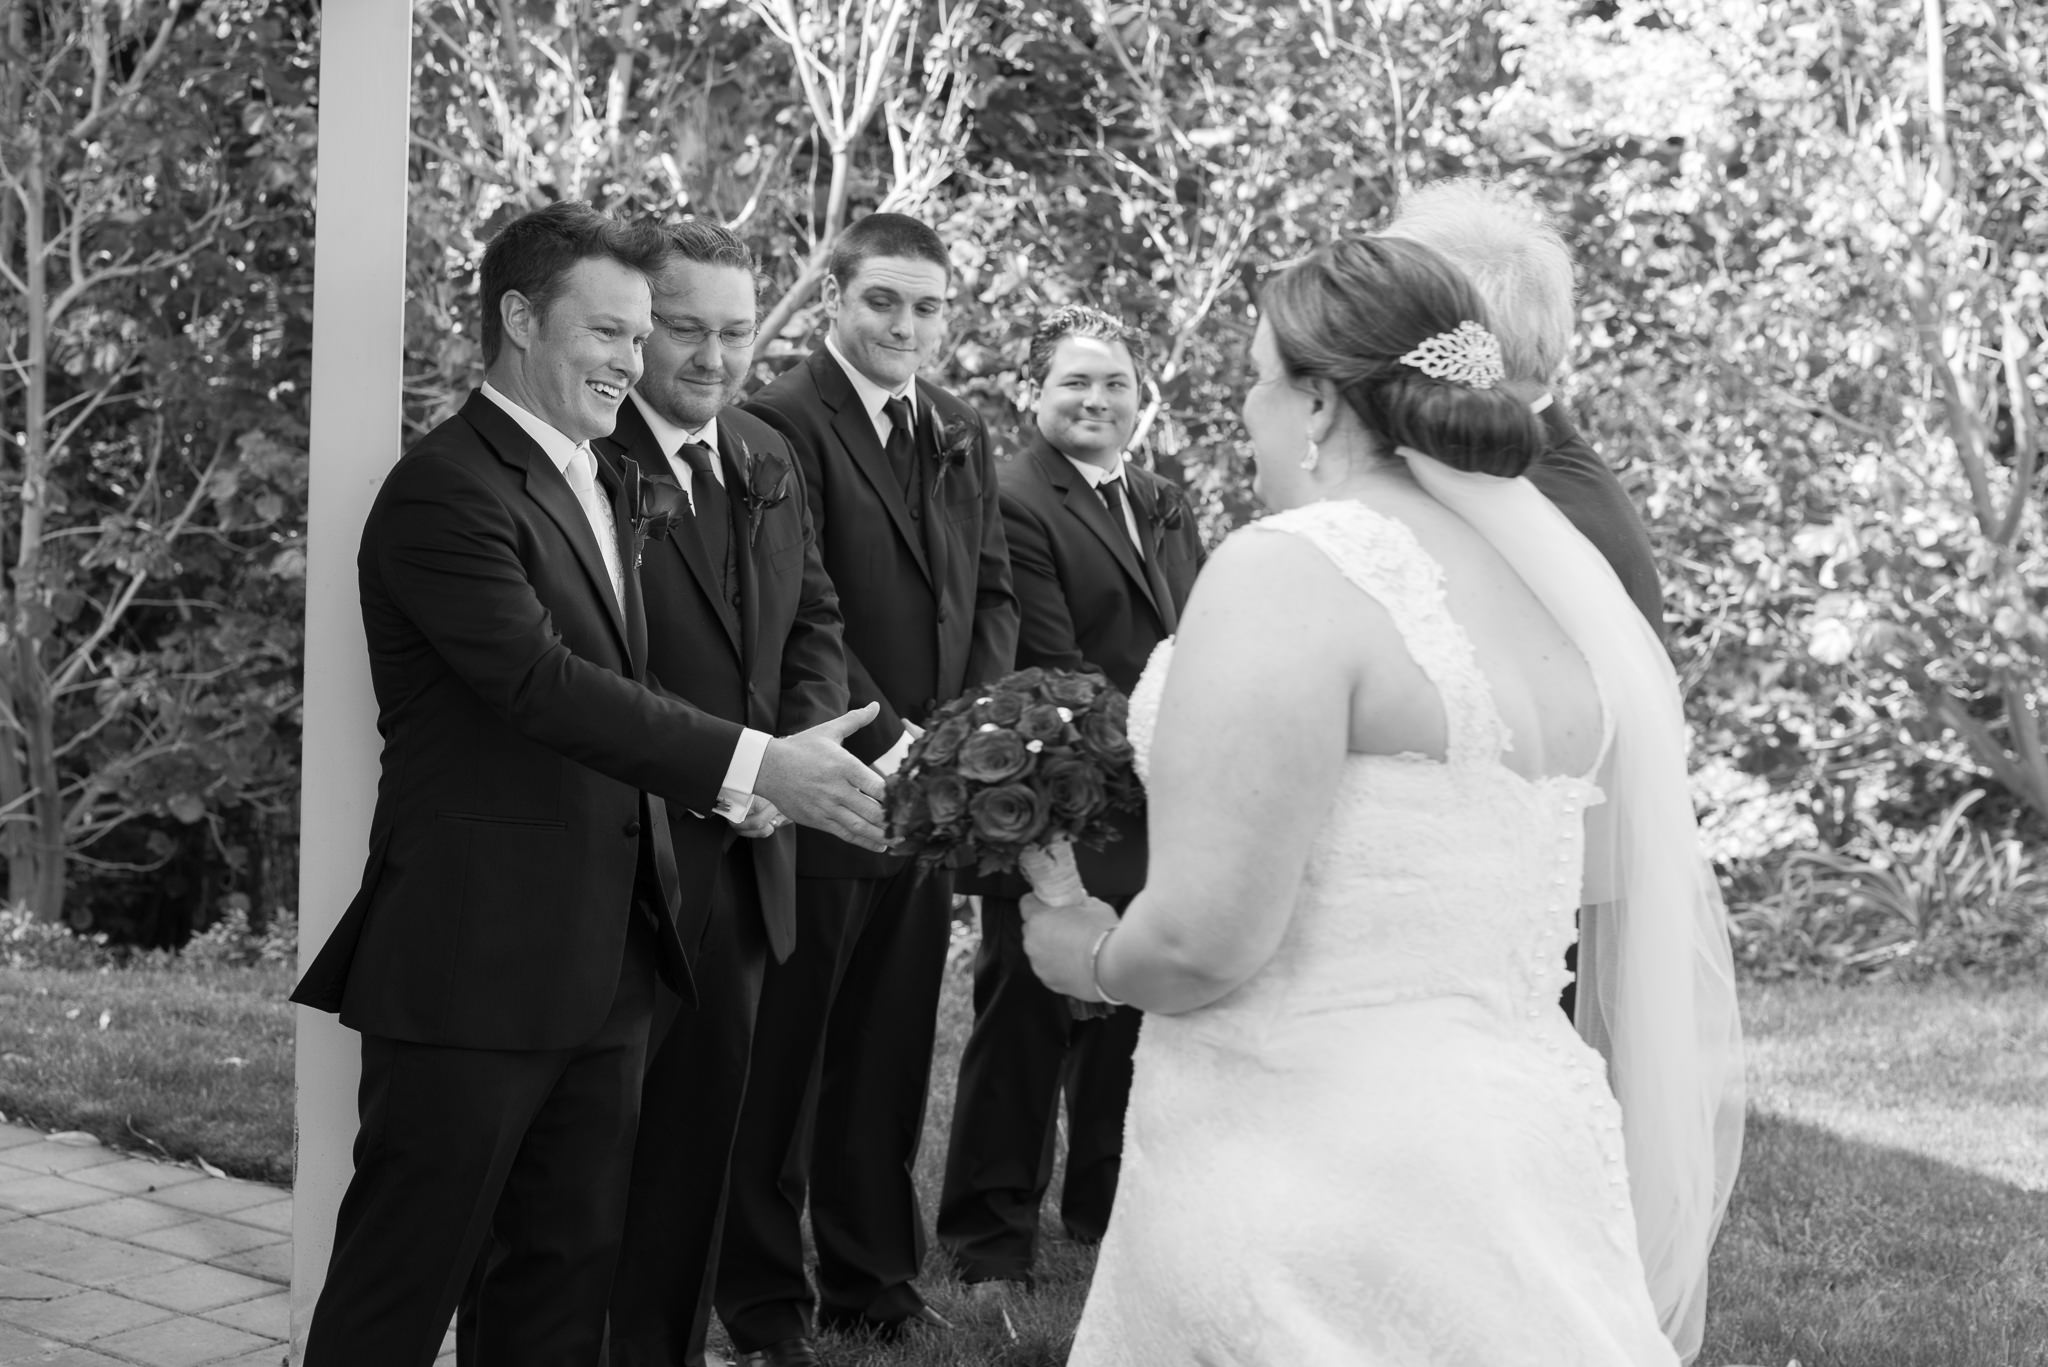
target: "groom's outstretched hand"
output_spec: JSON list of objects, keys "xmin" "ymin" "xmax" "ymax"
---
[{"xmin": 754, "ymin": 703, "xmax": 890, "ymax": 852}]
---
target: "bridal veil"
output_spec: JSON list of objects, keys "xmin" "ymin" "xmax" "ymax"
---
[{"xmin": 1403, "ymin": 451, "xmax": 1747, "ymax": 1364}]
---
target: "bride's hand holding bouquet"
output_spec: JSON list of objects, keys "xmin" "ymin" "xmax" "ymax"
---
[{"xmin": 884, "ymin": 666, "xmax": 1139, "ymax": 1016}]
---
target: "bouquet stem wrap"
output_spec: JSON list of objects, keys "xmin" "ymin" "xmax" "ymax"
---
[
  {"xmin": 1018, "ymin": 837, "xmax": 1086, "ymax": 906},
  {"xmin": 1019, "ymin": 837, "xmax": 1114, "ymax": 1021}
]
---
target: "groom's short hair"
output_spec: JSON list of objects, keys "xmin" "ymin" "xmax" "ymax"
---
[
  {"xmin": 479, "ymin": 201, "xmax": 665, "ymax": 367},
  {"xmin": 1380, "ymin": 180, "xmax": 1575, "ymax": 386}
]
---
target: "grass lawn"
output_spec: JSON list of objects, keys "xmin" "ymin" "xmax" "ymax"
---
[
  {"xmin": 0, "ymin": 962, "xmax": 296, "ymax": 1185},
  {"xmin": 0, "ymin": 955, "xmax": 2042, "ymax": 1365}
]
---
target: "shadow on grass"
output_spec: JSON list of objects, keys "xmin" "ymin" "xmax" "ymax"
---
[{"xmin": 1703, "ymin": 1110, "xmax": 2048, "ymax": 1367}]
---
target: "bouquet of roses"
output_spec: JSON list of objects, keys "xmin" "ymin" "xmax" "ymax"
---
[{"xmin": 886, "ymin": 667, "xmax": 1141, "ymax": 1011}]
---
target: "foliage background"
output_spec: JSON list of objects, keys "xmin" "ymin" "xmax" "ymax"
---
[{"xmin": 2, "ymin": 0, "xmax": 2042, "ymax": 972}]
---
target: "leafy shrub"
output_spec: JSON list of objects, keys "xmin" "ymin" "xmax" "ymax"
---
[
  {"xmin": 0, "ymin": 902, "xmax": 116, "ymax": 971},
  {"xmin": 178, "ymin": 904, "xmax": 298, "ymax": 969},
  {"xmin": 0, "ymin": 899, "xmax": 296, "ymax": 972},
  {"xmin": 1731, "ymin": 792, "xmax": 2048, "ymax": 982}
]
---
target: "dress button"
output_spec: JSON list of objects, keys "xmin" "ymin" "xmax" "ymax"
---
[{"xmin": 623, "ymin": 820, "xmax": 642, "ymax": 837}]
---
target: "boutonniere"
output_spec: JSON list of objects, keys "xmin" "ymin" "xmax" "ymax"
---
[
  {"xmin": 621, "ymin": 456, "xmax": 689, "ymax": 569},
  {"xmin": 930, "ymin": 418, "xmax": 975, "ymax": 502},
  {"xmin": 734, "ymin": 437, "xmax": 794, "ymax": 547},
  {"xmin": 1150, "ymin": 481, "xmax": 1190, "ymax": 556}
]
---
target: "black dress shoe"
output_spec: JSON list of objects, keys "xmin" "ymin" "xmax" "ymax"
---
[{"xmin": 732, "ymin": 1338, "xmax": 820, "ymax": 1367}]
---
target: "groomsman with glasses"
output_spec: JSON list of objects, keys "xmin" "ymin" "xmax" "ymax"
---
[
  {"xmin": 938, "ymin": 304, "xmax": 1205, "ymax": 1300},
  {"xmin": 599, "ymin": 219, "xmax": 850, "ymax": 1367},
  {"xmin": 715, "ymin": 212, "xmax": 1018, "ymax": 1367}
]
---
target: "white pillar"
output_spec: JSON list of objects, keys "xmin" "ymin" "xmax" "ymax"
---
[{"xmin": 291, "ymin": 0, "xmax": 412, "ymax": 1357}]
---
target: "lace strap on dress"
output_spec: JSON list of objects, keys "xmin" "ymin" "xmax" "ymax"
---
[{"xmin": 1244, "ymin": 502, "xmax": 1510, "ymax": 769}]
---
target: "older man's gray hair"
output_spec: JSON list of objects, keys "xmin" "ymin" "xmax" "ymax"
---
[{"xmin": 1382, "ymin": 179, "xmax": 1576, "ymax": 388}]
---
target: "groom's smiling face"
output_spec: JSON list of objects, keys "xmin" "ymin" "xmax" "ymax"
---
[{"xmin": 497, "ymin": 255, "xmax": 652, "ymax": 443}]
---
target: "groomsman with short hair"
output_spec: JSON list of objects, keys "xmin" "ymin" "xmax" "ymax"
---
[
  {"xmin": 290, "ymin": 201, "xmax": 888, "ymax": 1367},
  {"xmin": 601, "ymin": 219, "xmax": 850, "ymax": 1367},
  {"xmin": 716, "ymin": 212, "xmax": 1019, "ymax": 1367},
  {"xmin": 937, "ymin": 304, "xmax": 1204, "ymax": 1297}
]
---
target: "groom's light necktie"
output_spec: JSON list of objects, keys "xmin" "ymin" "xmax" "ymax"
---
[{"xmin": 565, "ymin": 444, "xmax": 624, "ymax": 609}]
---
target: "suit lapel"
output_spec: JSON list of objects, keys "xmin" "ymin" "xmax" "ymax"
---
[
  {"xmin": 598, "ymin": 458, "xmax": 652, "ymax": 675},
  {"xmin": 813, "ymin": 351, "xmax": 934, "ymax": 588},
  {"xmin": 1034, "ymin": 434, "xmax": 1159, "ymax": 620},
  {"xmin": 1126, "ymin": 469, "xmax": 1180, "ymax": 635},
  {"xmin": 465, "ymin": 392, "xmax": 632, "ymax": 657}
]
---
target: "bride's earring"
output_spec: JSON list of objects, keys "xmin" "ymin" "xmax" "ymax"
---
[{"xmin": 1299, "ymin": 437, "xmax": 1321, "ymax": 472}]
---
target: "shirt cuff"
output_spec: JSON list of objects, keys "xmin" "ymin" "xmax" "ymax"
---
[
  {"xmin": 872, "ymin": 728, "xmax": 916, "ymax": 779},
  {"xmin": 712, "ymin": 728, "xmax": 771, "ymax": 824}
]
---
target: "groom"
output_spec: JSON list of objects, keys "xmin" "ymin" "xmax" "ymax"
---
[{"xmin": 291, "ymin": 202, "xmax": 887, "ymax": 1367}]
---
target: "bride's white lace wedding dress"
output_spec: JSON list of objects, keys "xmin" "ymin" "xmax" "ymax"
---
[{"xmin": 1071, "ymin": 500, "xmax": 1678, "ymax": 1366}]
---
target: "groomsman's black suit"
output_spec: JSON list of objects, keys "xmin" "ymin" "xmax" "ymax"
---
[
  {"xmin": 716, "ymin": 347, "xmax": 1018, "ymax": 1349},
  {"xmin": 938, "ymin": 424, "xmax": 1205, "ymax": 1285},
  {"xmin": 598, "ymin": 398, "xmax": 849, "ymax": 1367},
  {"xmin": 1528, "ymin": 400, "xmax": 1663, "ymax": 635},
  {"xmin": 293, "ymin": 389, "xmax": 745, "ymax": 1365}
]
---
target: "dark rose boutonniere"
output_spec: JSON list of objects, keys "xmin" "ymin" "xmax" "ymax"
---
[
  {"xmin": 1150, "ymin": 481, "xmax": 1191, "ymax": 557},
  {"xmin": 930, "ymin": 418, "xmax": 975, "ymax": 502},
  {"xmin": 735, "ymin": 437, "xmax": 794, "ymax": 546},
  {"xmin": 621, "ymin": 457, "xmax": 689, "ymax": 569}
]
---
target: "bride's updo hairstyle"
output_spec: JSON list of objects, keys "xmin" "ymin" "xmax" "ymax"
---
[{"xmin": 1259, "ymin": 235, "xmax": 1545, "ymax": 477}]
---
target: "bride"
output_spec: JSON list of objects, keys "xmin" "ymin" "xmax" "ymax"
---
[{"xmin": 1021, "ymin": 235, "xmax": 1744, "ymax": 1365}]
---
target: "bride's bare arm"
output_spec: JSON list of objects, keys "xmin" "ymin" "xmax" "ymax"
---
[{"xmin": 1092, "ymin": 530, "xmax": 1375, "ymax": 1014}]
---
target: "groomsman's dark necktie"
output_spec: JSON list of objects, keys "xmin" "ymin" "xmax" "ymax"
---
[
  {"xmin": 1098, "ymin": 472, "xmax": 1143, "ymax": 559},
  {"xmin": 882, "ymin": 396, "xmax": 917, "ymax": 499},
  {"xmin": 679, "ymin": 440, "xmax": 735, "ymax": 601}
]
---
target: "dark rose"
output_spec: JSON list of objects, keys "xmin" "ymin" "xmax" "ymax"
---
[
  {"xmin": 969, "ymin": 784, "xmax": 1049, "ymax": 846},
  {"xmin": 1007, "ymin": 667, "xmax": 1049, "ymax": 693},
  {"xmin": 955, "ymin": 728, "xmax": 1032, "ymax": 783},
  {"xmin": 1044, "ymin": 672, "xmax": 1101, "ymax": 707},
  {"xmin": 925, "ymin": 773, "xmax": 971, "ymax": 829},
  {"xmin": 1016, "ymin": 703, "xmax": 1068, "ymax": 744},
  {"xmin": 920, "ymin": 716, "xmax": 972, "ymax": 767},
  {"xmin": 1079, "ymin": 703, "xmax": 1133, "ymax": 762},
  {"xmin": 885, "ymin": 778, "xmax": 930, "ymax": 843},
  {"xmin": 971, "ymin": 691, "xmax": 1026, "ymax": 727},
  {"xmin": 1040, "ymin": 756, "xmax": 1107, "ymax": 822}
]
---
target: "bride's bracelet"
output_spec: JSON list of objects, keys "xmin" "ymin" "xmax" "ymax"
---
[{"xmin": 1089, "ymin": 927, "xmax": 1126, "ymax": 1008}]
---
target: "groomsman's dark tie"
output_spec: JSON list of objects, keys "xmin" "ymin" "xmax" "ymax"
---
[
  {"xmin": 1098, "ymin": 472, "xmax": 1142, "ymax": 558},
  {"xmin": 679, "ymin": 440, "xmax": 735, "ymax": 600},
  {"xmin": 882, "ymin": 396, "xmax": 917, "ymax": 500}
]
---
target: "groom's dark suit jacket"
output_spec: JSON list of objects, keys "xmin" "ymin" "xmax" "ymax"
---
[
  {"xmin": 292, "ymin": 389, "xmax": 743, "ymax": 1046},
  {"xmin": 1526, "ymin": 401, "xmax": 1664, "ymax": 635},
  {"xmin": 743, "ymin": 347, "xmax": 1019, "ymax": 879},
  {"xmin": 594, "ymin": 400, "xmax": 848, "ymax": 961}
]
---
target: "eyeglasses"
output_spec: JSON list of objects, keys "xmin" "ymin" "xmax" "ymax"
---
[{"xmin": 652, "ymin": 314, "xmax": 759, "ymax": 349}]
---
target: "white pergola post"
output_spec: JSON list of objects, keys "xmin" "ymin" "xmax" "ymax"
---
[{"xmin": 291, "ymin": 0, "xmax": 413, "ymax": 1357}]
